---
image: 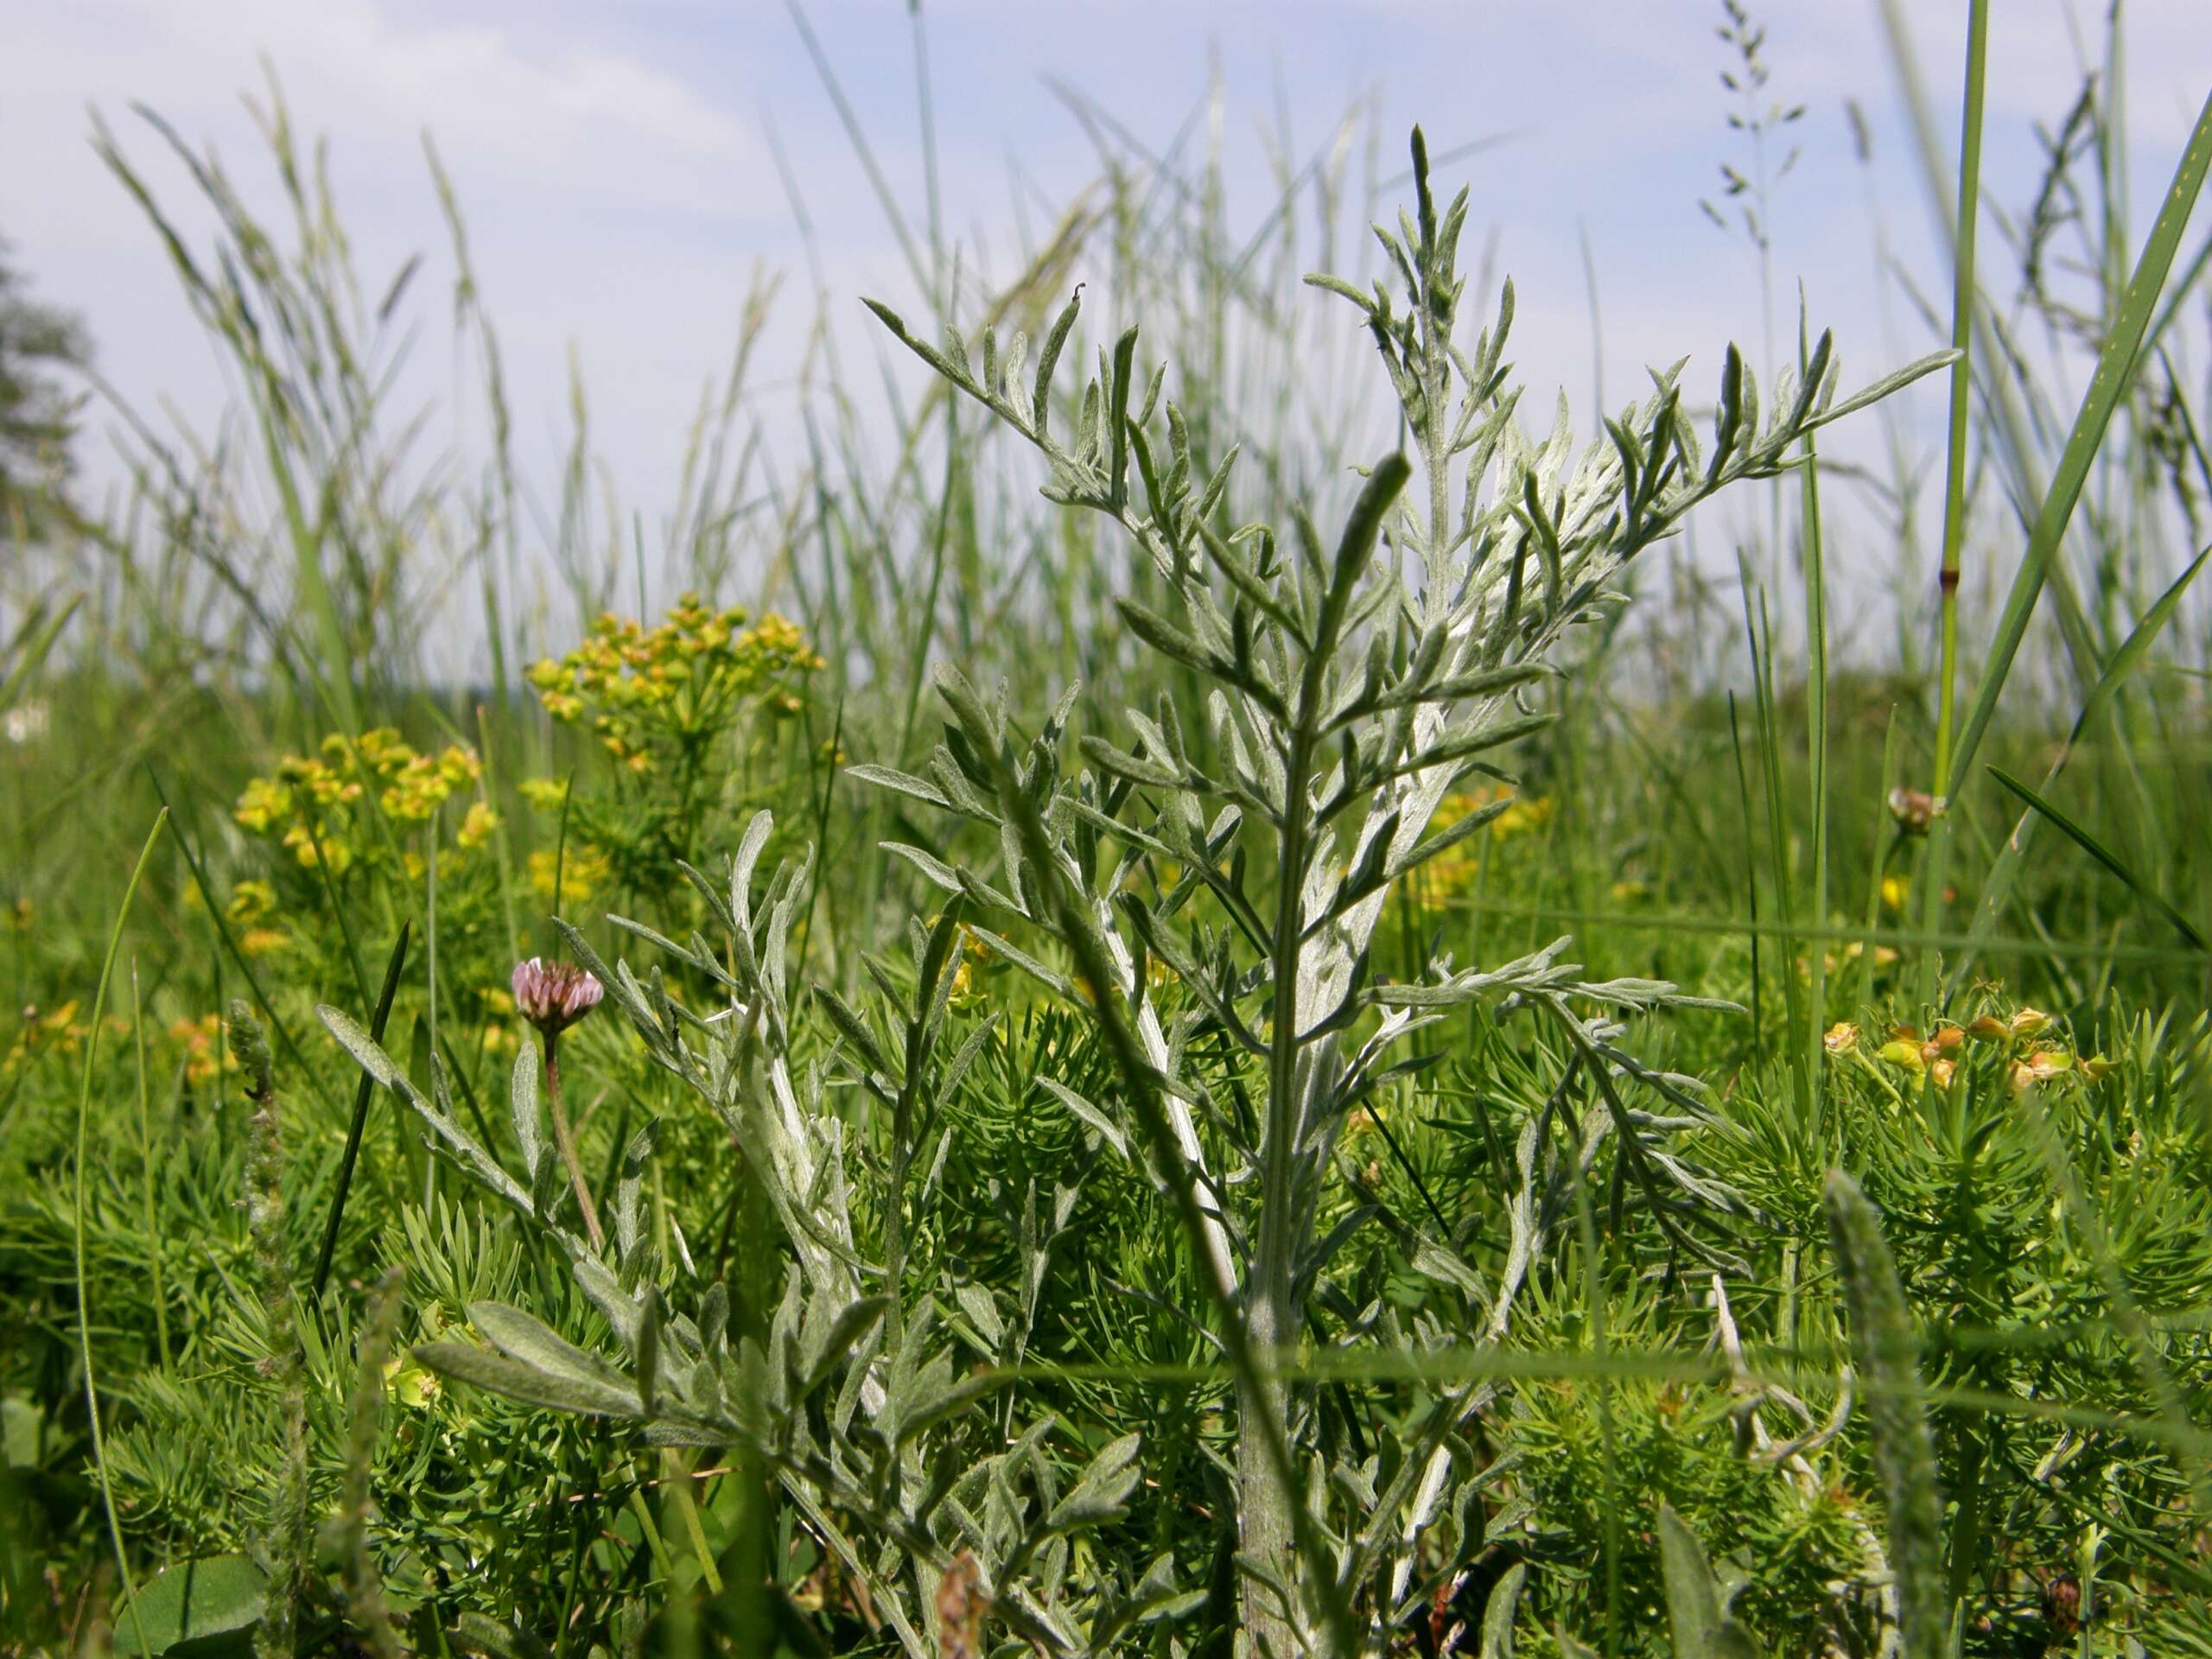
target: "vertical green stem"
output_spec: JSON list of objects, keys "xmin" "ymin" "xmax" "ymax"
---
[
  {"xmin": 73, "ymin": 809, "xmax": 168, "ymax": 1656},
  {"xmin": 1243, "ymin": 708, "xmax": 1317, "ymax": 1649},
  {"xmin": 1920, "ymin": 0, "xmax": 1990, "ymax": 1003},
  {"xmin": 1801, "ymin": 415, "xmax": 1830, "ymax": 1129},
  {"xmin": 130, "ymin": 962, "xmax": 172, "ymax": 1366},
  {"xmin": 543, "ymin": 1027, "xmax": 605, "ymax": 1253}
]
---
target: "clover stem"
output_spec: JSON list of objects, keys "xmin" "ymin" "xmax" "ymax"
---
[{"xmin": 543, "ymin": 1027, "xmax": 605, "ymax": 1252}]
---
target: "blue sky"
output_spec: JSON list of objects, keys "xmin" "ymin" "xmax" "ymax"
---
[{"xmin": 6, "ymin": 1, "xmax": 2209, "ymax": 662}]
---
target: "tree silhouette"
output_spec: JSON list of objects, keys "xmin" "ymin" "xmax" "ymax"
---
[{"xmin": 0, "ymin": 233, "xmax": 90, "ymax": 530}]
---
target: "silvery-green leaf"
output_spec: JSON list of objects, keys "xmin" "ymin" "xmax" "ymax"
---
[
  {"xmin": 1046, "ymin": 1432, "xmax": 1143, "ymax": 1533},
  {"xmin": 1658, "ymin": 1502, "xmax": 1764, "ymax": 1658},
  {"xmin": 954, "ymin": 1282, "xmax": 1004, "ymax": 1350},
  {"xmin": 846, "ymin": 764, "xmax": 951, "ymax": 810},
  {"xmin": 572, "ymin": 1254, "xmax": 641, "ymax": 1345},
  {"xmin": 1479, "ymin": 1560, "xmax": 1527, "ymax": 1658},
  {"xmin": 469, "ymin": 1301, "xmax": 632, "ymax": 1395},
  {"xmin": 413, "ymin": 1339, "xmax": 639, "ymax": 1418},
  {"xmin": 798, "ymin": 1296, "xmax": 892, "ymax": 1401},
  {"xmin": 509, "ymin": 1044, "xmax": 542, "ymax": 1175},
  {"xmin": 967, "ymin": 925, "xmax": 1074, "ymax": 998},
  {"xmin": 1036, "ymin": 1077, "xmax": 1128, "ymax": 1161},
  {"xmin": 1813, "ymin": 347, "xmax": 1956, "ymax": 430}
]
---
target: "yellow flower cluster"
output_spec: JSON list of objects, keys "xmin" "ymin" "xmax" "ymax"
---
[
  {"xmin": 168, "ymin": 1013, "xmax": 239, "ymax": 1088},
  {"xmin": 528, "ymin": 846, "xmax": 609, "ymax": 906},
  {"xmin": 1801, "ymin": 940, "xmax": 1901, "ymax": 978},
  {"xmin": 5, "ymin": 1001, "xmax": 90, "ymax": 1071},
  {"xmin": 223, "ymin": 880, "xmax": 289, "ymax": 957},
  {"xmin": 233, "ymin": 730, "xmax": 491, "ymax": 871},
  {"xmin": 1829, "ymin": 1006, "xmax": 2114, "ymax": 1094},
  {"xmin": 1, "ymin": 1003, "xmax": 267, "ymax": 1089},
  {"xmin": 1417, "ymin": 785, "xmax": 1554, "ymax": 895},
  {"xmin": 524, "ymin": 596, "xmax": 825, "ymax": 772},
  {"xmin": 946, "ymin": 925, "xmax": 1000, "ymax": 1009}
]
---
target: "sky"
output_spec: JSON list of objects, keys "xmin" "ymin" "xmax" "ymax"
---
[{"xmin": 5, "ymin": 1, "xmax": 2209, "ymax": 665}]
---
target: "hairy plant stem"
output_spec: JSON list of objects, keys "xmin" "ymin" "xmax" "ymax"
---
[
  {"xmin": 976, "ymin": 723, "xmax": 1355, "ymax": 1656},
  {"xmin": 1244, "ymin": 715, "xmax": 1319, "ymax": 1652},
  {"xmin": 1243, "ymin": 514, "xmax": 1370, "ymax": 1648},
  {"xmin": 543, "ymin": 1027, "xmax": 605, "ymax": 1252},
  {"xmin": 885, "ymin": 1041, "xmax": 921, "ymax": 1354}
]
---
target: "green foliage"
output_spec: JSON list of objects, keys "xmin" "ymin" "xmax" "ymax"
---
[{"xmin": 112, "ymin": 1554, "xmax": 266, "ymax": 1657}]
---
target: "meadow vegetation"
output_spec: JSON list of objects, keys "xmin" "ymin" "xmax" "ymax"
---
[{"xmin": 3, "ymin": 6, "xmax": 2212, "ymax": 1656}]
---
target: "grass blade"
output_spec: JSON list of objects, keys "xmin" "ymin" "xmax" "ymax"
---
[
  {"xmin": 1986, "ymin": 768, "xmax": 2207, "ymax": 952},
  {"xmin": 73, "ymin": 809, "xmax": 169, "ymax": 1658},
  {"xmin": 1953, "ymin": 541, "xmax": 2212, "ymax": 986},
  {"xmin": 312, "ymin": 922, "xmax": 414, "ymax": 1298},
  {"xmin": 1943, "ymin": 88, "xmax": 2212, "ymax": 801}
]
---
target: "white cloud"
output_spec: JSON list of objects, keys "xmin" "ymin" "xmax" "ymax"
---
[{"xmin": 11, "ymin": 0, "xmax": 756, "ymax": 216}]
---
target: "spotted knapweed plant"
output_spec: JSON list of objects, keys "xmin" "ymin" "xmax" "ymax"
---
[{"xmin": 317, "ymin": 130, "xmax": 1948, "ymax": 1656}]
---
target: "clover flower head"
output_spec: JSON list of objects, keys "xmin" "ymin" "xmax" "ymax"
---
[
  {"xmin": 1887, "ymin": 787, "xmax": 1939, "ymax": 836},
  {"xmin": 511, "ymin": 957, "xmax": 604, "ymax": 1034}
]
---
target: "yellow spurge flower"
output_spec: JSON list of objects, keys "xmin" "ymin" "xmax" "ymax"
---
[
  {"xmin": 353, "ymin": 728, "xmax": 411, "ymax": 773},
  {"xmin": 168, "ymin": 1013, "xmax": 238, "ymax": 1087},
  {"xmin": 2010, "ymin": 1007, "xmax": 2050, "ymax": 1039},
  {"xmin": 382, "ymin": 1353, "xmax": 441, "ymax": 1409},
  {"xmin": 518, "ymin": 777, "xmax": 570, "ymax": 812},
  {"xmin": 528, "ymin": 845, "xmax": 609, "ymax": 906},
  {"xmin": 239, "ymin": 927, "xmax": 289, "ymax": 958},
  {"xmin": 1822, "ymin": 1020, "xmax": 1859, "ymax": 1053},
  {"xmin": 1917, "ymin": 1027, "xmax": 1963, "ymax": 1067},
  {"xmin": 7, "ymin": 1001, "xmax": 92, "ymax": 1068},
  {"xmin": 1880, "ymin": 874, "xmax": 1910, "ymax": 912},
  {"xmin": 226, "ymin": 880, "xmax": 277, "ymax": 925},
  {"xmin": 1877, "ymin": 1039, "xmax": 1925, "ymax": 1073},
  {"xmin": 947, "ymin": 957, "xmax": 980, "ymax": 1008},
  {"xmin": 281, "ymin": 823, "xmax": 353, "ymax": 874},
  {"xmin": 234, "ymin": 776, "xmax": 295, "ymax": 833},
  {"xmin": 457, "ymin": 800, "xmax": 500, "ymax": 850},
  {"xmin": 531, "ymin": 599, "xmax": 821, "ymax": 745}
]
